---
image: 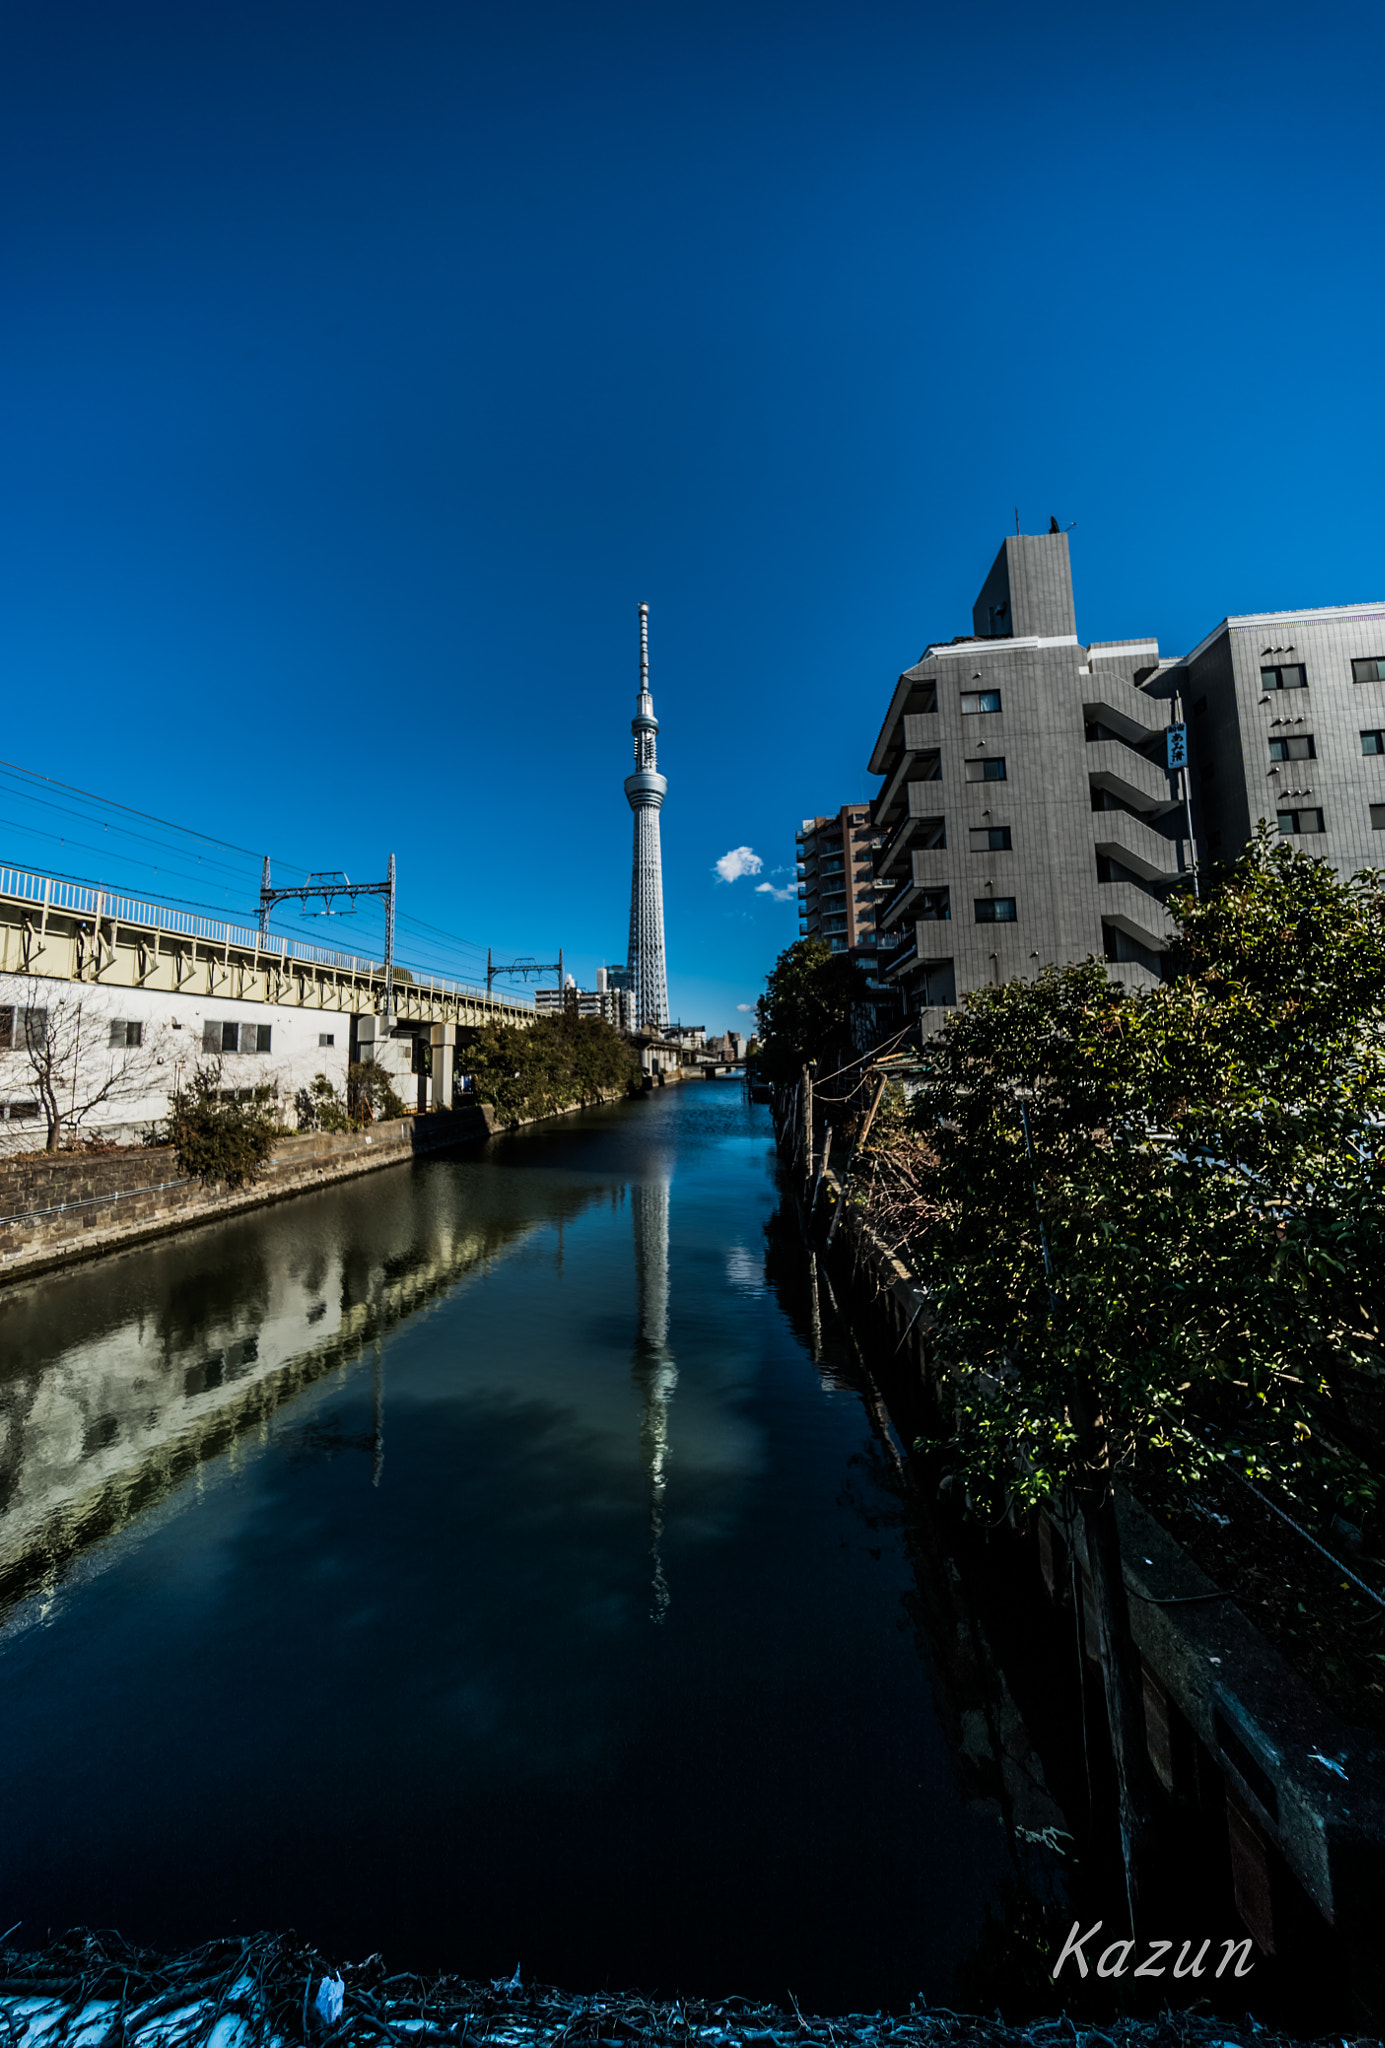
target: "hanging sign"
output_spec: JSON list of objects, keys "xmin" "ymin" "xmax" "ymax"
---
[{"xmin": 1166, "ymin": 723, "xmax": 1188, "ymax": 771}]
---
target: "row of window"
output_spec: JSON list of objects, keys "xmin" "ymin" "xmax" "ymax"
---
[
  {"xmin": 904, "ymin": 821, "xmax": 1015, "ymax": 852},
  {"xmin": 203, "ymin": 1020, "xmax": 274, "ymax": 1054},
  {"xmin": 1261, "ymin": 659, "xmax": 1385, "ymax": 691},
  {"xmin": 904, "ymin": 752, "xmax": 1008, "ymax": 784},
  {"xmin": 912, "ymin": 892, "xmax": 1019, "ymax": 923},
  {"xmin": 1263, "ymin": 731, "xmax": 1385, "ymax": 760}
]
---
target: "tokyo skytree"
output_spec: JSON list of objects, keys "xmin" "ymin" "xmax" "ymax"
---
[{"xmin": 624, "ymin": 602, "xmax": 669, "ymax": 1032}]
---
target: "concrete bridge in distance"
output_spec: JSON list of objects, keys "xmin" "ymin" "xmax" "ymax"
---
[{"xmin": 0, "ymin": 864, "xmax": 535, "ymax": 1031}]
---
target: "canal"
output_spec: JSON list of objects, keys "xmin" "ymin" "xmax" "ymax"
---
[{"xmin": 0, "ymin": 1082, "xmax": 1033, "ymax": 2013}]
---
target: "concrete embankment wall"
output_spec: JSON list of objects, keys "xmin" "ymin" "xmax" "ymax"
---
[{"xmin": 0, "ymin": 1088, "xmax": 632, "ymax": 1286}]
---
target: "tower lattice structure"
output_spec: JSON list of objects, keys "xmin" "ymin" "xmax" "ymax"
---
[{"xmin": 624, "ymin": 602, "xmax": 669, "ymax": 1032}]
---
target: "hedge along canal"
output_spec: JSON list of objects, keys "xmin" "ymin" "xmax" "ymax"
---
[{"xmin": 0, "ymin": 1079, "xmax": 1051, "ymax": 2014}]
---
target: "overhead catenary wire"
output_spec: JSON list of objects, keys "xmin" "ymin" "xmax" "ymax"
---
[{"xmin": 0, "ymin": 754, "xmax": 516, "ymax": 981}]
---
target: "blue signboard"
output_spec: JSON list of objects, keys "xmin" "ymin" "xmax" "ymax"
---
[{"xmin": 1166, "ymin": 722, "xmax": 1188, "ymax": 771}]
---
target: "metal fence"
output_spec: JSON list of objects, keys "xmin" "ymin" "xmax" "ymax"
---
[{"xmin": 0, "ymin": 863, "xmax": 530, "ymax": 1011}]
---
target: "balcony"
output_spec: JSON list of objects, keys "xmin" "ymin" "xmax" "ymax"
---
[
  {"xmin": 1090, "ymin": 809, "xmax": 1187, "ymax": 885},
  {"xmin": 1098, "ymin": 880, "xmax": 1177, "ymax": 950},
  {"xmin": 1081, "ymin": 691, "xmax": 1167, "ymax": 748},
  {"xmin": 1087, "ymin": 739, "xmax": 1178, "ymax": 815}
]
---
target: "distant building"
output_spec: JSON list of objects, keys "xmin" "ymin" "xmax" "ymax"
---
[
  {"xmin": 534, "ymin": 969, "xmax": 636, "ymax": 1033},
  {"xmin": 795, "ymin": 805, "xmax": 883, "ymax": 957}
]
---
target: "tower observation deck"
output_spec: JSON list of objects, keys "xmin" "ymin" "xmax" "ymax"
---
[{"xmin": 624, "ymin": 603, "xmax": 669, "ymax": 1032}]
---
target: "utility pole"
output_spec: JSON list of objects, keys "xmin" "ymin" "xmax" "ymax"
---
[
  {"xmin": 486, "ymin": 948, "xmax": 563, "ymax": 996},
  {"xmin": 258, "ymin": 856, "xmax": 398, "ymax": 1017}
]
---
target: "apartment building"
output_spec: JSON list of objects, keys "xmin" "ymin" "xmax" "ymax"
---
[
  {"xmin": 867, "ymin": 529, "xmax": 1194, "ymax": 1026},
  {"xmin": 795, "ymin": 805, "xmax": 883, "ymax": 957},
  {"xmin": 1179, "ymin": 604, "xmax": 1385, "ymax": 872},
  {"xmin": 866, "ymin": 531, "xmax": 1385, "ymax": 1031}
]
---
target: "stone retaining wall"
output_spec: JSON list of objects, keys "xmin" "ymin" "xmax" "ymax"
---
[
  {"xmin": 0, "ymin": 1111, "xmax": 497, "ymax": 1285},
  {"xmin": 0, "ymin": 1087, "xmax": 637, "ymax": 1287}
]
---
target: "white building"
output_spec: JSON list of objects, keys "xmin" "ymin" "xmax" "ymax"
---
[{"xmin": 0, "ymin": 972, "xmax": 349, "ymax": 1151}]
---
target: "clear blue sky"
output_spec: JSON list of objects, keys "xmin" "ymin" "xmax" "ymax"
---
[{"xmin": 3, "ymin": 0, "xmax": 1382, "ymax": 1031}]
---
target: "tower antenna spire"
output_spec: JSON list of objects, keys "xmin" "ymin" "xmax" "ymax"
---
[{"xmin": 624, "ymin": 601, "xmax": 669, "ymax": 1034}]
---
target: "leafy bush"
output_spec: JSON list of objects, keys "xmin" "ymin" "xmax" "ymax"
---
[
  {"xmin": 347, "ymin": 1059, "xmax": 408, "ymax": 1122},
  {"xmin": 464, "ymin": 1012, "xmax": 640, "ymax": 1125},
  {"xmin": 753, "ymin": 937, "xmax": 870, "ymax": 1082},
  {"xmin": 168, "ymin": 1069, "xmax": 280, "ymax": 1189},
  {"xmin": 296, "ymin": 1063, "xmax": 409, "ymax": 1131}
]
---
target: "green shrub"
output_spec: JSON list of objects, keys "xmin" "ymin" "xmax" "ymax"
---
[
  {"xmin": 464, "ymin": 1012, "xmax": 640, "ymax": 1125},
  {"xmin": 169, "ymin": 1069, "xmax": 279, "ymax": 1189}
]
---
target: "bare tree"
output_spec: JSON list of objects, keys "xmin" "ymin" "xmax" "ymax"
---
[{"xmin": 0, "ymin": 980, "xmax": 171, "ymax": 1152}]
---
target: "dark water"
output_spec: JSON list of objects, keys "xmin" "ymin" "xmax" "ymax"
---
[{"xmin": 0, "ymin": 1082, "xmax": 1018, "ymax": 2010}]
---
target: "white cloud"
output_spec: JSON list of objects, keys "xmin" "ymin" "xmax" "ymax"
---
[
  {"xmin": 714, "ymin": 846, "xmax": 763, "ymax": 884},
  {"xmin": 755, "ymin": 881, "xmax": 795, "ymax": 902},
  {"xmin": 736, "ymin": 1003, "xmax": 755, "ymax": 1013}
]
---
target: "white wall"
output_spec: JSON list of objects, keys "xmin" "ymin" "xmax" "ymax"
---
[{"xmin": 0, "ymin": 971, "xmax": 351, "ymax": 1151}]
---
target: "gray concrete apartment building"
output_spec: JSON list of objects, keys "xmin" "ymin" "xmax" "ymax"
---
[
  {"xmin": 866, "ymin": 528, "xmax": 1385, "ymax": 1029},
  {"xmin": 868, "ymin": 529, "xmax": 1192, "ymax": 1025},
  {"xmin": 1180, "ymin": 606, "xmax": 1385, "ymax": 874}
]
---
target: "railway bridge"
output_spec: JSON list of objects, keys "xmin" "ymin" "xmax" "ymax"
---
[{"xmin": 0, "ymin": 863, "xmax": 533, "ymax": 1141}]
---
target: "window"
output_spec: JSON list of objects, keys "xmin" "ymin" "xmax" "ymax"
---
[
  {"xmin": 0, "ymin": 1100, "xmax": 40, "ymax": 1121},
  {"xmin": 0, "ymin": 1006, "xmax": 47, "ymax": 1052},
  {"xmin": 1352, "ymin": 658, "xmax": 1385, "ymax": 685},
  {"xmin": 1192, "ymin": 695, "xmax": 1208, "ymax": 718},
  {"xmin": 975, "ymin": 897, "xmax": 1017, "ymax": 923},
  {"xmin": 920, "ymin": 960, "xmax": 956, "ymax": 1007},
  {"xmin": 204, "ymin": 1020, "xmax": 273, "ymax": 1054},
  {"xmin": 964, "ymin": 757, "xmax": 1007, "ymax": 782},
  {"xmin": 969, "ymin": 826, "xmax": 1012, "ymax": 850},
  {"xmin": 918, "ymin": 890, "xmax": 951, "ymax": 921},
  {"xmin": 1362, "ymin": 731, "xmax": 1384, "ymax": 756},
  {"xmin": 319, "ymin": 1032, "xmax": 336, "ymax": 1047},
  {"xmin": 1261, "ymin": 665, "xmax": 1306, "ymax": 691},
  {"xmin": 960, "ymin": 690, "xmax": 1002, "ymax": 715},
  {"xmin": 1269, "ymin": 735, "xmax": 1316, "ymax": 761},
  {"xmin": 108, "ymin": 1020, "xmax": 143, "ymax": 1049},
  {"xmin": 1199, "ymin": 759, "xmax": 1217, "ymax": 781},
  {"xmin": 1277, "ymin": 808, "xmax": 1325, "ymax": 835},
  {"xmin": 2, "ymin": 1006, "xmax": 40, "ymax": 1051}
]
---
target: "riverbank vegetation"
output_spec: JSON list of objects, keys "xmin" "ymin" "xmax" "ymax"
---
[
  {"xmin": 777, "ymin": 829, "xmax": 1385, "ymax": 1911},
  {"xmin": 752, "ymin": 938, "xmax": 869, "ymax": 1081},
  {"xmin": 463, "ymin": 1009, "xmax": 641, "ymax": 1124},
  {"xmin": 167, "ymin": 1068, "xmax": 280, "ymax": 1189}
]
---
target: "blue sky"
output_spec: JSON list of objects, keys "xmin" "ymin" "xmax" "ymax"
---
[{"xmin": 3, "ymin": 0, "xmax": 1382, "ymax": 1031}]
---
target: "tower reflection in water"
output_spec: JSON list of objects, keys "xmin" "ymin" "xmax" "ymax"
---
[{"xmin": 631, "ymin": 1176, "xmax": 677, "ymax": 1623}]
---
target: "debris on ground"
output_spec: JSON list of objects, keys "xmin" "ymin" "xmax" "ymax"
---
[{"xmin": 0, "ymin": 1931, "xmax": 1357, "ymax": 2048}]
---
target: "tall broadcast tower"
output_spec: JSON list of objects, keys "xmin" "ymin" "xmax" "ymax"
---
[{"xmin": 624, "ymin": 602, "xmax": 669, "ymax": 1032}]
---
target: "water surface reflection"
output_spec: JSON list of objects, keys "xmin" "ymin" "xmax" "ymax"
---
[{"xmin": 0, "ymin": 1084, "xmax": 1014, "ymax": 2010}]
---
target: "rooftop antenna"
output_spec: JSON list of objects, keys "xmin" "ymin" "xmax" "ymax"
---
[
  {"xmin": 1014, "ymin": 507, "xmax": 1020, "ymax": 535},
  {"xmin": 639, "ymin": 600, "xmax": 650, "ymax": 692}
]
